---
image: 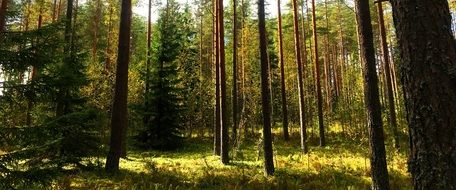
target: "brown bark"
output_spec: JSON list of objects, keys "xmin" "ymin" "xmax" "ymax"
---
[
  {"xmin": 258, "ymin": 0, "xmax": 274, "ymax": 175},
  {"xmin": 354, "ymin": 0, "xmax": 390, "ymax": 189},
  {"xmin": 376, "ymin": 1, "xmax": 399, "ymax": 148},
  {"xmin": 106, "ymin": 0, "xmax": 131, "ymax": 172},
  {"xmin": 217, "ymin": 0, "xmax": 229, "ymax": 164},
  {"xmin": 277, "ymin": 0, "xmax": 289, "ymax": 141},
  {"xmin": 92, "ymin": 0, "xmax": 102, "ymax": 61},
  {"xmin": 105, "ymin": 2, "xmax": 113, "ymax": 71},
  {"xmin": 213, "ymin": 0, "xmax": 221, "ymax": 156},
  {"xmin": 390, "ymin": 0, "xmax": 456, "ymax": 189},
  {"xmin": 311, "ymin": 0, "xmax": 325, "ymax": 147},
  {"xmin": 232, "ymin": 0, "xmax": 238, "ymax": 145},
  {"xmin": 292, "ymin": 0, "xmax": 307, "ymax": 153}
]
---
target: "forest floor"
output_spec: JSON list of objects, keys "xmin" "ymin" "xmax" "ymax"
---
[{"xmin": 50, "ymin": 126, "xmax": 411, "ymax": 190}]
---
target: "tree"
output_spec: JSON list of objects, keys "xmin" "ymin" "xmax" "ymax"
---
[
  {"xmin": 375, "ymin": 1, "xmax": 399, "ymax": 149},
  {"xmin": 390, "ymin": 0, "xmax": 456, "ymax": 188},
  {"xmin": 232, "ymin": 0, "xmax": 238, "ymax": 144},
  {"xmin": 106, "ymin": 0, "xmax": 132, "ymax": 172},
  {"xmin": 217, "ymin": 0, "xmax": 229, "ymax": 164},
  {"xmin": 277, "ymin": 0, "xmax": 289, "ymax": 141},
  {"xmin": 135, "ymin": 0, "xmax": 187, "ymax": 151},
  {"xmin": 258, "ymin": 0, "xmax": 274, "ymax": 176},
  {"xmin": 354, "ymin": 0, "xmax": 390, "ymax": 189},
  {"xmin": 292, "ymin": 0, "xmax": 307, "ymax": 153},
  {"xmin": 311, "ymin": 0, "xmax": 325, "ymax": 147},
  {"xmin": 213, "ymin": 0, "xmax": 221, "ymax": 156}
]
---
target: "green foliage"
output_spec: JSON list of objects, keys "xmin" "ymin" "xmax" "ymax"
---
[
  {"xmin": 134, "ymin": 0, "xmax": 196, "ymax": 150},
  {"xmin": 0, "ymin": 20, "xmax": 102, "ymax": 188},
  {"xmin": 47, "ymin": 129, "xmax": 411, "ymax": 190}
]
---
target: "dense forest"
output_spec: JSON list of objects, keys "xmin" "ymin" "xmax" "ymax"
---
[{"xmin": 0, "ymin": 0, "xmax": 455, "ymax": 189}]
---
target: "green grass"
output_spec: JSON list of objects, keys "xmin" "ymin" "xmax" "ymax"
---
[{"xmin": 51, "ymin": 126, "xmax": 411, "ymax": 190}]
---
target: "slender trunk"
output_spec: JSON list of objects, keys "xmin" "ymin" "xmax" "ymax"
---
[
  {"xmin": 92, "ymin": 0, "xmax": 102, "ymax": 61},
  {"xmin": 292, "ymin": 0, "xmax": 307, "ymax": 153},
  {"xmin": 232, "ymin": 0, "xmax": 238, "ymax": 145},
  {"xmin": 391, "ymin": 0, "xmax": 456, "ymax": 188},
  {"xmin": 106, "ymin": 0, "xmax": 131, "ymax": 172},
  {"xmin": 300, "ymin": 0, "xmax": 309, "ymax": 135},
  {"xmin": 258, "ymin": 0, "xmax": 274, "ymax": 175},
  {"xmin": 218, "ymin": 0, "xmax": 229, "ymax": 164},
  {"xmin": 277, "ymin": 0, "xmax": 289, "ymax": 141},
  {"xmin": 355, "ymin": 0, "xmax": 390, "ymax": 189},
  {"xmin": 143, "ymin": 0, "xmax": 152, "ymax": 126},
  {"xmin": 376, "ymin": 1, "xmax": 399, "ymax": 148},
  {"xmin": 213, "ymin": 0, "xmax": 221, "ymax": 156},
  {"xmin": 105, "ymin": 3, "xmax": 113, "ymax": 71},
  {"xmin": 311, "ymin": 0, "xmax": 325, "ymax": 146}
]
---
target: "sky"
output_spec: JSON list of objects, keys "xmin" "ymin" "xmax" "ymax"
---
[{"xmin": 132, "ymin": 0, "xmax": 291, "ymax": 21}]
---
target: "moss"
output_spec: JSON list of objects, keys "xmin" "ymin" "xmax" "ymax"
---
[{"xmin": 50, "ymin": 128, "xmax": 411, "ymax": 190}]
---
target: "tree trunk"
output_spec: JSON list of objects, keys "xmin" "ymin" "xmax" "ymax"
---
[
  {"xmin": 354, "ymin": 0, "xmax": 390, "ymax": 189},
  {"xmin": 292, "ymin": 0, "xmax": 307, "ymax": 153},
  {"xmin": 311, "ymin": 0, "xmax": 325, "ymax": 147},
  {"xmin": 106, "ymin": 0, "xmax": 131, "ymax": 172},
  {"xmin": 232, "ymin": 0, "xmax": 238, "ymax": 145},
  {"xmin": 390, "ymin": 0, "xmax": 456, "ymax": 189},
  {"xmin": 277, "ymin": 0, "xmax": 289, "ymax": 141},
  {"xmin": 92, "ymin": 0, "xmax": 102, "ymax": 61},
  {"xmin": 213, "ymin": 0, "xmax": 221, "ymax": 156},
  {"xmin": 258, "ymin": 0, "xmax": 274, "ymax": 176},
  {"xmin": 376, "ymin": 1, "xmax": 399, "ymax": 148},
  {"xmin": 218, "ymin": 0, "xmax": 229, "ymax": 164}
]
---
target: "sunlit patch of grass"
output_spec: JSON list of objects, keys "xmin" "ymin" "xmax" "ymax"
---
[{"xmin": 52, "ymin": 125, "xmax": 411, "ymax": 190}]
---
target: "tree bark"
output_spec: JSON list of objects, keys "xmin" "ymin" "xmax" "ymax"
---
[
  {"xmin": 217, "ymin": 0, "xmax": 229, "ymax": 164},
  {"xmin": 292, "ymin": 0, "xmax": 307, "ymax": 153},
  {"xmin": 311, "ymin": 0, "xmax": 325, "ymax": 147},
  {"xmin": 232, "ymin": 0, "xmax": 238, "ymax": 145},
  {"xmin": 390, "ymin": 0, "xmax": 456, "ymax": 189},
  {"xmin": 106, "ymin": 0, "xmax": 131, "ymax": 172},
  {"xmin": 277, "ymin": 0, "xmax": 289, "ymax": 141},
  {"xmin": 213, "ymin": 0, "xmax": 221, "ymax": 156},
  {"xmin": 258, "ymin": 0, "xmax": 274, "ymax": 176},
  {"xmin": 354, "ymin": 0, "xmax": 390, "ymax": 189},
  {"xmin": 376, "ymin": 1, "xmax": 399, "ymax": 148}
]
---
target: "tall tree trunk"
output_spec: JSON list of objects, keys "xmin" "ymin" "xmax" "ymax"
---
[
  {"xmin": 354, "ymin": 0, "xmax": 390, "ymax": 189},
  {"xmin": 300, "ymin": 0, "xmax": 310, "ymax": 137},
  {"xmin": 218, "ymin": 0, "xmax": 229, "ymax": 164},
  {"xmin": 376, "ymin": 1, "xmax": 399, "ymax": 149},
  {"xmin": 390, "ymin": 0, "xmax": 456, "ymax": 189},
  {"xmin": 311, "ymin": 0, "xmax": 325, "ymax": 146},
  {"xmin": 323, "ymin": 0, "xmax": 331, "ymax": 110},
  {"xmin": 292, "ymin": 0, "xmax": 307, "ymax": 153},
  {"xmin": 105, "ymin": 2, "xmax": 113, "ymax": 71},
  {"xmin": 92, "ymin": 0, "xmax": 102, "ymax": 61},
  {"xmin": 106, "ymin": 0, "xmax": 131, "ymax": 172},
  {"xmin": 213, "ymin": 0, "xmax": 221, "ymax": 156},
  {"xmin": 277, "ymin": 0, "xmax": 289, "ymax": 141},
  {"xmin": 143, "ymin": 0, "xmax": 152, "ymax": 127},
  {"xmin": 258, "ymin": 0, "xmax": 274, "ymax": 176},
  {"xmin": 232, "ymin": 0, "xmax": 238, "ymax": 145}
]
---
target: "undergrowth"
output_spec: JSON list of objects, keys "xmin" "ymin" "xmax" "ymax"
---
[{"xmin": 45, "ymin": 125, "xmax": 410, "ymax": 190}]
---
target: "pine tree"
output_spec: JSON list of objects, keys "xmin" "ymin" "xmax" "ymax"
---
[{"xmin": 135, "ymin": 0, "xmax": 190, "ymax": 151}]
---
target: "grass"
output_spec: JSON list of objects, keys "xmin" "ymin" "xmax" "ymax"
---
[{"xmin": 50, "ymin": 125, "xmax": 411, "ymax": 190}]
